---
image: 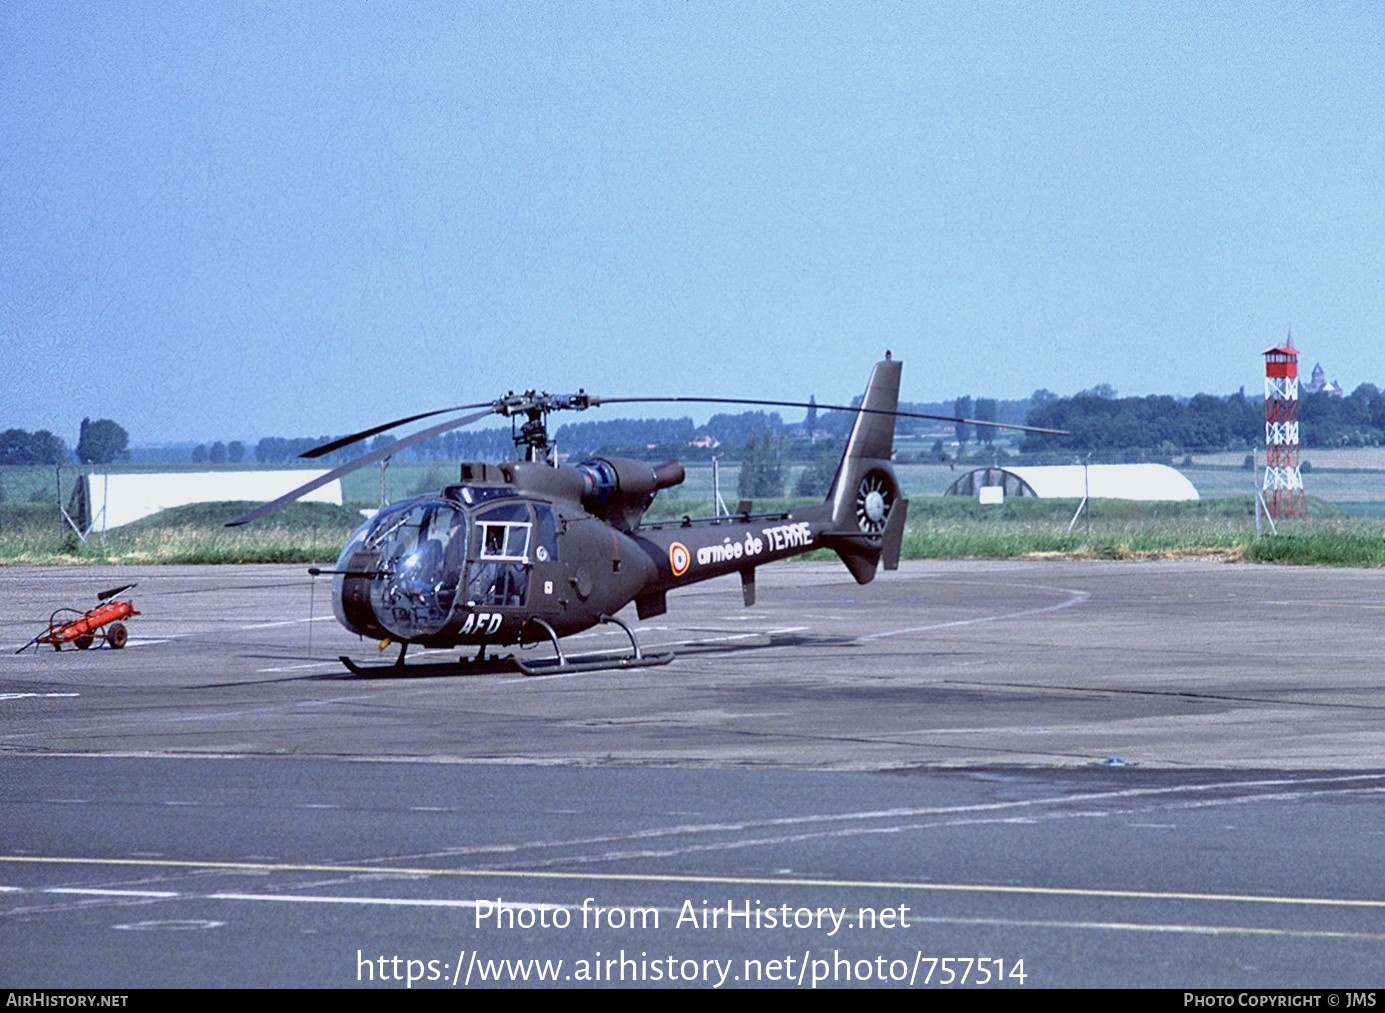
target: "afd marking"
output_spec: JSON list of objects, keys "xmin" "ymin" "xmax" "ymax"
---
[
  {"xmin": 669, "ymin": 542, "xmax": 691, "ymax": 577},
  {"xmin": 460, "ymin": 613, "xmax": 504, "ymax": 636}
]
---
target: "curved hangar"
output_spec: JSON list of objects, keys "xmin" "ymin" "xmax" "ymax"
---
[{"xmin": 945, "ymin": 464, "xmax": 1199, "ymax": 502}]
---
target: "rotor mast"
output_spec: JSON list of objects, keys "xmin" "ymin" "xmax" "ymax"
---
[{"xmin": 497, "ymin": 391, "xmax": 593, "ymax": 463}]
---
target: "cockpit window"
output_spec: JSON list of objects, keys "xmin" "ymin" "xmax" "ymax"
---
[
  {"xmin": 360, "ymin": 502, "xmax": 420, "ymax": 552},
  {"xmin": 534, "ymin": 505, "xmax": 559, "ymax": 562},
  {"xmin": 467, "ymin": 502, "xmax": 532, "ymax": 607},
  {"xmin": 355, "ymin": 499, "xmax": 467, "ymax": 639},
  {"xmin": 477, "ymin": 520, "xmax": 530, "ymax": 561},
  {"xmin": 449, "ymin": 485, "xmax": 515, "ymax": 507},
  {"xmin": 331, "ymin": 494, "xmax": 544, "ymax": 637}
]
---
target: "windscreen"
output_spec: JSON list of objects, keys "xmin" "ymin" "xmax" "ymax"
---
[{"xmin": 334, "ymin": 498, "xmax": 467, "ymax": 639}]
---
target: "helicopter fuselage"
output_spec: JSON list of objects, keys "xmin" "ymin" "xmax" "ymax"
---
[
  {"xmin": 330, "ymin": 460, "xmax": 839, "ymax": 651},
  {"xmin": 226, "ymin": 355, "xmax": 1062, "ymax": 673},
  {"xmin": 224, "ymin": 355, "xmax": 933, "ymax": 671}
]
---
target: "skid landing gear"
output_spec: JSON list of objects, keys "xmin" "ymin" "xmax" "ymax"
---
[
  {"xmin": 515, "ymin": 615, "xmax": 674, "ymax": 676},
  {"xmin": 337, "ymin": 651, "xmax": 518, "ymax": 677},
  {"xmin": 336, "ymin": 615, "xmax": 674, "ymax": 677}
]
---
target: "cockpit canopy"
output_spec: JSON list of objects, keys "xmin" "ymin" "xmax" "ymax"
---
[{"xmin": 332, "ymin": 492, "xmax": 557, "ymax": 641}]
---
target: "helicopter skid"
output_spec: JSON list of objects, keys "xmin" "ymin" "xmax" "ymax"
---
[
  {"xmin": 337, "ymin": 613, "xmax": 674, "ymax": 677},
  {"xmin": 337, "ymin": 652, "xmax": 521, "ymax": 678},
  {"xmin": 514, "ymin": 614, "xmax": 674, "ymax": 677},
  {"xmin": 513, "ymin": 649, "xmax": 675, "ymax": 677},
  {"xmin": 335, "ymin": 649, "xmax": 674, "ymax": 678}
]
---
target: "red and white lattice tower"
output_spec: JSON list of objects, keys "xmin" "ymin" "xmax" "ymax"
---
[{"xmin": 1262, "ymin": 338, "xmax": 1306, "ymax": 518}]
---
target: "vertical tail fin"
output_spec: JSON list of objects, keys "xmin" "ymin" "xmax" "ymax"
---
[{"xmin": 819, "ymin": 356, "xmax": 909, "ymax": 584}]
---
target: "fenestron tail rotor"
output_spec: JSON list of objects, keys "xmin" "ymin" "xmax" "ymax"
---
[{"xmin": 854, "ymin": 470, "xmax": 895, "ymax": 535}]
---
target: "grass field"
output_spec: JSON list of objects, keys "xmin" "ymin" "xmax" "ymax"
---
[
  {"xmin": 0, "ymin": 501, "xmax": 363, "ymax": 565},
  {"xmin": 3, "ymin": 457, "xmax": 1382, "ymax": 567}
]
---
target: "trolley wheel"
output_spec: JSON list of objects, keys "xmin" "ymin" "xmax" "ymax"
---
[
  {"xmin": 74, "ymin": 634, "xmax": 94, "ymax": 650},
  {"xmin": 107, "ymin": 623, "xmax": 128, "ymax": 649}
]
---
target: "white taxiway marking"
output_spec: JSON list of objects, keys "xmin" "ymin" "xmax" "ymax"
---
[
  {"xmin": 384, "ymin": 773, "xmax": 1385, "ymax": 868},
  {"xmin": 245, "ymin": 617, "xmax": 335, "ymax": 629},
  {"xmin": 47, "ymin": 887, "xmax": 180, "ymax": 898},
  {"xmin": 255, "ymin": 662, "xmax": 343, "ymax": 673},
  {"xmin": 11, "ymin": 883, "xmax": 1385, "ymax": 944},
  {"xmin": 860, "ymin": 582, "xmax": 1089, "ymax": 640}
]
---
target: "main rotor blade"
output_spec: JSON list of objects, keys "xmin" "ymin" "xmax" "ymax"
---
[
  {"xmin": 300, "ymin": 402, "xmax": 495, "ymax": 459},
  {"xmin": 226, "ymin": 406, "xmax": 498, "ymax": 527},
  {"xmin": 591, "ymin": 396, "xmax": 1067, "ymax": 435}
]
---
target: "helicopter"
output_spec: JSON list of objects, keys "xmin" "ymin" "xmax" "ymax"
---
[{"xmin": 229, "ymin": 355, "xmax": 1060, "ymax": 676}]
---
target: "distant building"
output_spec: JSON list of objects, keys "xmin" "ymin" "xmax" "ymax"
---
[
  {"xmin": 1303, "ymin": 362, "xmax": 1344, "ymax": 397},
  {"xmin": 945, "ymin": 464, "xmax": 1199, "ymax": 502},
  {"xmin": 72, "ymin": 471, "xmax": 344, "ymax": 533}
]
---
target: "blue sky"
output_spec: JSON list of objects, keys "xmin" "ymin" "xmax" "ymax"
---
[{"xmin": 3, "ymin": 2, "xmax": 1381, "ymax": 444}]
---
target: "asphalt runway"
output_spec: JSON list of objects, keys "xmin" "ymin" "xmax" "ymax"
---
[
  {"xmin": 3, "ymin": 560, "xmax": 1384, "ymax": 988},
  {"xmin": 3, "ymin": 559, "xmax": 1385, "ymax": 767}
]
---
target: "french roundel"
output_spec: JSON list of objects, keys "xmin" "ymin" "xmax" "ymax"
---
[{"xmin": 669, "ymin": 542, "xmax": 691, "ymax": 577}]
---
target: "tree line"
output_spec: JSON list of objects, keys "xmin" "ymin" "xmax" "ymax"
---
[
  {"xmin": 13, "ymin": 383, "xmax": 1385, "ymax": 475},
  {"xmin": 1021, "ymin": 384, "xmax": 1385, "ymax": 454},
  {"xmin": 1021, "ymin": 389, "xmax": 1262, "ymax": 454},
  {"xmin": 0, "ymin": 418, "xmax": 129, "ymax": 466},
  {"xmin": 192, "ymin": 441, "xmax": 246, "ymax": 464}
]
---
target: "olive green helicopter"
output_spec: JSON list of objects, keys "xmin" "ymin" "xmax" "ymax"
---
[{"xmin": 229, "ymin": 355, "xmax": 1059, "ymax": 675}]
